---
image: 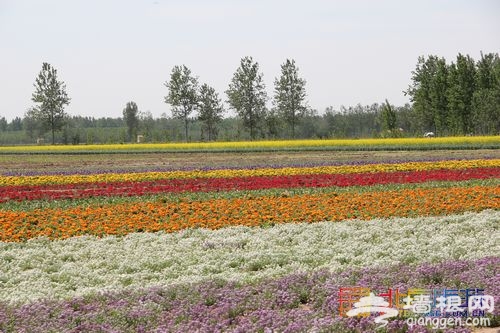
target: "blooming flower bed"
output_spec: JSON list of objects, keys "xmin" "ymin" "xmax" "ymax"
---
[
  {"xmin": 1, "ymin": 256, "xmax": 497, "ymax": 333},
  {"xmin": 2, "ymin": 184, "xmax": 499, "ymax": 241},
  {"xmin": 1, "ymin": 166, "xmax": 499, "ymax": 202},
  {"xmin": 1, "ymin": 158, "xmax": 498, "ymax": 186},
  {"xmin": 0, "ymin": 210, "xmax": 498, "ymax": 304},
  {"xmin": 0, "ymin": 150, "xmax": 498, "ymax": 332}
]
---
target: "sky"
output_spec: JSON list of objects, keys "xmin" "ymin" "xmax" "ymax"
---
[{"xmin": 1, "ymin": 0, "xmax": 499, "ymax": 121}]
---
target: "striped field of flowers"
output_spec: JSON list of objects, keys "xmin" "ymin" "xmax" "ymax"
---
[
  {"xmin": 0, "ymin": 149, "xmax": 499, "ymax": 332},
  {"xmin": 0, "ymin": 135, "xmax": 499, "ymax": 153}
]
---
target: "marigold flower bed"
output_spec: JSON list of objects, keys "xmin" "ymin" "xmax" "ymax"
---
[{"xmin": 1, "ymin": 185, "xmax": 498, "ymax": 242}]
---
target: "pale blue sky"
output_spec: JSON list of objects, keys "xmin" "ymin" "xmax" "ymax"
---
[{"xmin": 1, "ymin": 0, "xmax": 499, "ymax": 121}]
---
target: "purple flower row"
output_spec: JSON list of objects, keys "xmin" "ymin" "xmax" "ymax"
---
[
  {"xmin": 1, "ymin": 257, "xmax": 497, "ymax": 333},
  {"xmin": 3, "ymin": 156, "xmax": 497, "ymax": 176}
]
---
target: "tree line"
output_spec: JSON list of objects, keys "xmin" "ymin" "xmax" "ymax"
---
[
  {"xmin": 0, "ymin": 52, "xmax": 498, "ymax": 145},
  {"xmin": 405, "ymin": 52, "xmax": 500, "ymax": 136},
  {"xmin": 161, "ymin": 56, "xmax": 307, "ymax": 142},
  {"xmin": 0, "ymin": 103, "xmax": 417, "ymax": 145}
]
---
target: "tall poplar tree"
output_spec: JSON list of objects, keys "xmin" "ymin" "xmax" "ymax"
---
[
  {"xmin": 198, "ymin": 83, "xmax": 224, "ymax": 141},
  {"xmin": 226, "ymin": 56, "xmax": 267, "ymax": 140},
  {"xmin": 274, "ymin": 59, "xmax": 307, "ymax": 138},
  {"xmin": 122, "ymin": 101, "xmax": 139, "ymax": 142},
  {"xmin": 165, "ymin": 65, "xmax": 199, "ymax": 142},
  {"xmin": 429, "ymin": 57, "xmax": 449, "ymax": 136},
  {"xmin": 472, "ymin": 52, "xmax": 500, "ymax": 134},
  {"xmin": 31, "ymin": 62, "xmax": 70, "ymax": 144},
  {"xmin": 405, "ymin": 56, "xmax": 436, "ymax": 133},
  {"xmin": 380, "ymin": 99, "xmax": 397, "ymax": 134},
  {"xmin": 447, "ymin": 54, "xmax": 476, "ymax": 135}
]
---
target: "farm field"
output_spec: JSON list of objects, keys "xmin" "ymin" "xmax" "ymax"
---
[
  {"xmin": 0, "ymin": 144, "xmax": 499, "ymax": 332},
  {"xmin": 0, "ymin": 136, "xmax": 499, "ymax": 154}
]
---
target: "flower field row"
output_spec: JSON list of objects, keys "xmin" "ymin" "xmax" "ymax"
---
[
  {"xmin": 1, "ymin": 210, "xmax": 498, "ymax": 304},
  {"xmin": 1, "ymin": 136, "xmax": 499, "ymax": 153},
  {"xmin": 3, "ymin": 150, "xmax": 496, "ymax": 177},
  {"xmin": 1, "ymin": 255, "xmax": 497, "ymax": 333},
  {"xmin": 1, "ymin": 150, "xmax": 499, "ymax": 332},
  {"xmin": 1, "ymin": 185, "xmax": 498, "ymax": 242},
  {"xmin": 2, "ymin": 167, "xmax": 499, "ymax": 202},
  {"xmin": 1, "ymin": 158, "xmax": 498, "ymax": 186}
]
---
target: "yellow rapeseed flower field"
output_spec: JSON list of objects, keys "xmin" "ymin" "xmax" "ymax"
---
[{"xmin": 0, "ymin": 136, "xmax": 498, "ymax": 152}]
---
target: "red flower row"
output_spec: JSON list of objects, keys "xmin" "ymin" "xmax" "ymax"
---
[{"xmin": 1, "ymin": 167, "xmax": 498, "ymax": 203}]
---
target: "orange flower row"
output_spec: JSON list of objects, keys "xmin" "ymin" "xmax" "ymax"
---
[{"xmin": 1, "ymin": 186, "xmax": 497, "ymax": 242}]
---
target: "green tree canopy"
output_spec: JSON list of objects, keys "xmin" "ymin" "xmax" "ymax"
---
[
  {"xmin": 405, "ymin": 53, "xmax": 500, "ymax": 136},
  {"xmin": 139, "ymin": 110, "xmax": 155, "ymax": 142},
  {"xmin": 429, "ymin": 57, "xmax": 449, "ymax": 136},
  {"xmin": 274, "ymin": 59, "xmax": 308, "ymax": 138},
  {"xmin": 122, "ymin": 101, "xmax": 139, "ymax": 142},
  {"xmin": 380, "ymin": 99, "xmax": 397, "ymax": 136},
  {"xmin": 226, "ymin": 56, "xmax": 267, "ymax": 140},
  {"xmin": 0, "ymin": 117, "xmax": 7, "ymax": 132},
  {"xmin": 30, "ymin": 62, "xmax": 70, "ymax": 144},
  {"xmin": 405, "ymin": 55, "xmax": 449, "ymax": 135},
  {"xmin": 198, "ymin": 83, "xmax": 224, "ymax": 141},
  {"xmin": 164, "ymin": 65, "xmax": 199, "ymax": 142},
  {"xmin": 447, "ymin": 53, "xmax": 476, "ymax": 135},
  {"xmin": 472, "ymin": 52, "xmax": 500, "ymax": 134}
]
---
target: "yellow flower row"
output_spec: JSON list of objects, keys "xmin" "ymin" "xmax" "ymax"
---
[
  {"xmin": 1, "ymin": 159, "xmax": 499, "ymax": 187},
  {"xmin": 0, "ymin": 136, "xmax": 498, "ymax": 152}
]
